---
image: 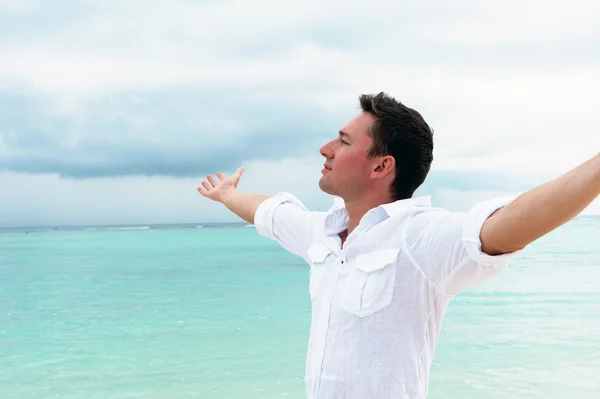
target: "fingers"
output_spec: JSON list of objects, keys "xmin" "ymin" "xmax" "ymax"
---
[
  {"xmin": 206, "ymin": 175, "xmax": 218, "ymax": 187},
  {"xmin": 198, "ymin": 168, "xmax": 244, "ymax": 197}
]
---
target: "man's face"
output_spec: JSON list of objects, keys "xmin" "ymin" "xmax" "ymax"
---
[{"xmin": 318, "ymin": 112, "xmax": 377, "ymax": 199}]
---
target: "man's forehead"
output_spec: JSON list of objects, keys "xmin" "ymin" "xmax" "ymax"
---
[{"xmin": 342, "ymin": 112, "xmax": 375, "ymax": 137}]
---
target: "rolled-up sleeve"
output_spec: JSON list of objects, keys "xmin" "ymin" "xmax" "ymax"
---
[
  {"xmin": 404, "ymin": 196, "xmax": 523, "ymax": 296},
  {"xmin": 254, "ymin": 192, "xmax": 314, "ymax": 264},
  {"xmin": 461, "ymin": 196, "xmax": 522, "ymax": 268}
]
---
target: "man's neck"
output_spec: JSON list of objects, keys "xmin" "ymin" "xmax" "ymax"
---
[{"xmin": 343, "ymin": 193, "xmax": 395, "ymax": 237}]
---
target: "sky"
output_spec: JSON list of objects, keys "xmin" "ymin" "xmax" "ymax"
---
[{"xmin": 1, "ymin": 0, "xmax": 600, "ymax": 227}]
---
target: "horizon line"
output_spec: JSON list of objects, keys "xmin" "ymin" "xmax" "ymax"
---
[{"xmin": 2, "ymin": 213, "xmax": 600, "ymax": 230}]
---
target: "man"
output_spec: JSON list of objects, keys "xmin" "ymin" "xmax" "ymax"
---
[{"xmin": 197, "ymin": 92, "xmax": 600, "ymax": 399}]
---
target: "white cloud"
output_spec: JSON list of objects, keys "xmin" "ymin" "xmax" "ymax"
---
[
  {"xmin": 0, "ymin": 0, "xmax": 39, "ymax": 14},
  {"xmin": 1, "ymin": 0, "xmax": 600, "ymax": 225},
  {"xmin": 417, "ymin": 1, "xmax": 600, "ymax": 45}
]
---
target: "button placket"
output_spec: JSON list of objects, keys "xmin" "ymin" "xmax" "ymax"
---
[{"xmin": 314, "ymin": 249, "xmax": 347, "ymax": 396}]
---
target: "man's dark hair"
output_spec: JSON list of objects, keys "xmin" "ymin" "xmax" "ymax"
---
[{"xmin": 360, "ymin": 92, "xmax": 434, "ymax": 200}]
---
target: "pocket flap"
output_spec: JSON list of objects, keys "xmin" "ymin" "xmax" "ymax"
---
[
  {"xmin": 354, "ymin": 249, "xmax": 400, "ymax": 272},
  {"xmin": 308, "ymin": 242, "xmax": 332, "ymax": 263}
]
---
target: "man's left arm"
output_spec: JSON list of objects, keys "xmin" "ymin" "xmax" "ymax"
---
[{"xmin": 481, "ymin": 152, "xmax": 600, "ymax": 256}]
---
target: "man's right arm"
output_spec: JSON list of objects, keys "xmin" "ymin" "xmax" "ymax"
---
[
  {"xmin": 197, "ymin": 168, "xmax": 315, "ymax": 263},
  {"xmin": 219, "ymin": 189, "xmax": 271, "ymax": 225}
]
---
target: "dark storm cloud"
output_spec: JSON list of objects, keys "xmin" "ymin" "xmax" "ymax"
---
[
  {"xmin": 0, "ymin": 78, "xmax": 548, "ymax": 193},
  {"xmin": 0, "ymin": 84, "xmax": 341, "ymax": 179}
]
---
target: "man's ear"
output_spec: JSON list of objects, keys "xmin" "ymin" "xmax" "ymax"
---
[{"xmin": 371, "ymin": 155, "xmax": 395, "ymax": 179}]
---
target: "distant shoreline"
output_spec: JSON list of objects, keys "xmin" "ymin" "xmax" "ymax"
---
[{"xmin": 0, "ymin": 222, "xmax": 253, "ymax": 233}]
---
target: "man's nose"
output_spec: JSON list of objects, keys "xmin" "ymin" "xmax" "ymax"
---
[{"xmin": 320, "ymin": 140, "xmax": 335, "ymax": 159}]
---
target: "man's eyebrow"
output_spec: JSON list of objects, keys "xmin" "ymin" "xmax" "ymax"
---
[{"xmin": 339, "ymin": 130, "xmax": 351, "ymax": 139}]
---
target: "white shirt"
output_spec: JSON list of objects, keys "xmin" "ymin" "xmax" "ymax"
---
[{"xmin": 254, "ymin": 193, "xmax": 521, "ymax": 399}]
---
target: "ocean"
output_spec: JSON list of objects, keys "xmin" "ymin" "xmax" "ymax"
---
[{"xmin": 1, "ymin": 217, "xmax": 600, "ymax": 398}]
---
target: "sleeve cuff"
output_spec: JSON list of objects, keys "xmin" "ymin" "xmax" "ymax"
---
[
  {"xmin": 461, "ymin": 196, "xmax": 523, "ymax": 268},
  {"xmin": 254, "ymin": 192, "xmax": 308, "ymax": 238}
]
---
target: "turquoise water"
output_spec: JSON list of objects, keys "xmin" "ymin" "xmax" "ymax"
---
[{"xmin": 1, "ymin": 218, "xmax": 600, "ymax": 398}]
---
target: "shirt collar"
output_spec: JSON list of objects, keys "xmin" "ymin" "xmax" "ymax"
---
[
  {"xmin": 324, "ymin": 195, "xmax": 431, "ymax": 236},
  {"xmin": 380, "ymin": 195, "xmax": 431, "ymax": 217}
]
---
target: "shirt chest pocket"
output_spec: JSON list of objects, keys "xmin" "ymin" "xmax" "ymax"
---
[
  {"xmin": 340, "ymin": 248, "xmax": 400, "ymax": 318},
  {"xmin": 308, "ymin": 243, "xmax": 334, "ymax": 301}
]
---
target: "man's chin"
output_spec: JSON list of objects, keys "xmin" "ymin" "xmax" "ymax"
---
[{"xmin": 318, "ymin": 178, "xmax": 336, "ymax": 195}]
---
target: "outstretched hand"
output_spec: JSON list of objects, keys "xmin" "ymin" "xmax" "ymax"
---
[{"xmin": 197, "ymin": 168, "xmax": 244, "ymax": 203}]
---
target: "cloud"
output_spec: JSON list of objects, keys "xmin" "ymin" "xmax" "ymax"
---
[
  {"xmin": 2, "ymin": 0, "xmax": 600, "ymax": 92},
  {"xmin": 2, "ymin": 66, "xmax": 599, "ymax": 180},
  {"xmin": 1, "ymin": 0, "xmax": 600, "ymax": 226},
  {"xmin": 0, "ymin": 156, "xmax": 334, "ymax": 227},
  {"xmin": 0, "ymin": 82, "xmax": 342, "ymax": 178}
]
